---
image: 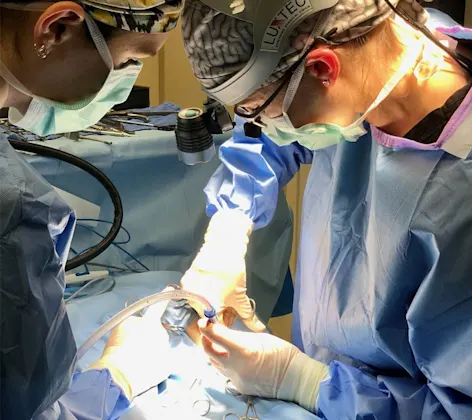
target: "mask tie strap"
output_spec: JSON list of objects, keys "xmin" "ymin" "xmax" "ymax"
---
[
  {"xmin": 84, "ymin": 13, "xmax": 114, "ymax": 71},
  {"xmin": 282, "ymin": 9, "xmax": 333, "ymax": 117}
]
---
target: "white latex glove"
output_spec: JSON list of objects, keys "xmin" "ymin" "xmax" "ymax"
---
[
  {"xmin": 181, "ymin": 209, "xmax": 265, "ymax": 332},
  {"xmin": 199, "ymin": 319, "xmax": 329, "ymax": 413},
  {"xmin": 88, "ymin": 288, "xmax": 173, "ymax": 400}
]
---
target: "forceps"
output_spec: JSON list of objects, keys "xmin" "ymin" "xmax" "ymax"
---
[{"xmin": 224, "ymin": 379, "xmax": 260, "ymax": 420}]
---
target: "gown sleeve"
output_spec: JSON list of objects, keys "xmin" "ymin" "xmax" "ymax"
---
[
  {"xmin": 205, "ymin": 116, "xmax": 313, "ymax": 229},
  {"xmin": 54, "ymin": 370, "xmax": 131, "ymax": 420}
]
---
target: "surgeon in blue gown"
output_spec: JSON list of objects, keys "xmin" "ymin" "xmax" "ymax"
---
[
  {"xmin": 0, "ymin": 1, "xmax": 184, "ymax": 419},
  {"xmin": 180, "ymin": 0, "xmax": 472, "ymax": 418}
]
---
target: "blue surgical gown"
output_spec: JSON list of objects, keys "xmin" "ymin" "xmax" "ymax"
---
[
  {"xmin": 204, "ymin": 78, "xmax": 472, "ymax": 420},
  {"xmin": 0, "ymin": 134, "xmax": 129, "ymax": 419}
]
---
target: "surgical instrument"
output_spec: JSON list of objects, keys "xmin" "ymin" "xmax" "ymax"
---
[
  {"xmin": 99, "ymin": 117, "xmax": 127, "ymax": 130},
  {"xmin": 160, "ymin": 376, "xmax": 211, "ymax": 417},
  {"xmin": 81, "ymin": 136, "xmax": 113, "ymax": 145},
  {"xmin": 224, "ymin": 379, "xmax": 260, "ymax": 420},
  {"xmin": 160, "ymin": 377, "xmax": 199, "ymax": 407},
  {"xmin": 223, "ymin": 396, "xmax": 259, "ymax": 420},
  {"xmin": 76, "ymin": 286, "xmax": 218, "ymax": 360},
  {"xmin": 65, "ymin": 132, "xmax": 113, "ymax": 145},
  {"xmin": 225, "ymin": 380, "xmax": 241, "ymax": 397},
  {"xmin": 107, "ymin": 111, "xmax": 149, "ymax": 120},
  {"xmin": 108, "ymin": 110, "xmax": 178, "ymax": 117},
  {"xmin": 1, "ymin": 120, "xmax": 47, "ymax": 142},
  {"xmin": 193, "ymin": 399, "xmax": 211, "ymax": 417},
  {"xmin": 84, "ymin": 126, "xmax": 133, "ymax": 137},
  {"xmin": 110, "ymin": 118, "xmax": 155, "ymax": 127}
]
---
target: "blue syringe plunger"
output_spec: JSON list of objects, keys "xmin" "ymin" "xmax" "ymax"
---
[{"xmin": 204, "ymin": 307, "xmax": 218, "ymax": 323}]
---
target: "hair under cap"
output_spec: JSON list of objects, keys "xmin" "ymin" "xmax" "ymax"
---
[
  {"xmin": 80, "ymin": 0, "xmax": 184, "ymax": 33},
  {"xmin": 182, "ymin": 0, "xmax": 429, "ymax": 90},
  {"xmin": 0, "ymin": 0, "xmax": 184, "ymax": 33}
]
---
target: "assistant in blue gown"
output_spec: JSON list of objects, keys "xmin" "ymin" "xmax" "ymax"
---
[{"xmin": 0, "ymin": 133, "xmax": 130, "ymax": 420}]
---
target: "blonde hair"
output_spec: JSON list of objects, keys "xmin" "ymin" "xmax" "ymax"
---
[
  {"xmin": 330, "ymin": 15, "xmax": 430, "ymax": 111},
  {"xmin": 337, "ymin": 18, "xmax": 405, "ymax": 93}
]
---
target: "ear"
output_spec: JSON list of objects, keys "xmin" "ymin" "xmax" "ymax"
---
[
  {"xmin": 305, "ymin": 47, "xmax": 341, "ymax": 87},
  {"xmin": 34, "ymin": 2, "xmax": 86, "ymax": 53}
]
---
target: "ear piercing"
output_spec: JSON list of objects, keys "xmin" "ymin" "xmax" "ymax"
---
[
  {"xmin": 322, "ymin": 79, "xmax": 330, "ymax": 87},
  {"xmin": 34, "ymin": 44, "xmax": 49, "ymax": 59}
]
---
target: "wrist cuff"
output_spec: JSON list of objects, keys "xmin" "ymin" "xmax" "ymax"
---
[
  {"xmin": 207, "ymin": 209, "xmax": 254, "ymax": 238},
  {"xmin": 277, "ymin": 352, "xmax": 329, "ymax": 413},
  {"xmin": 194, "ymin": 210, "xmax": 254, "ymax": 270}
]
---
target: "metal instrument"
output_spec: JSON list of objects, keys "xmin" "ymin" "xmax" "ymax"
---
[
  {"xmin": 224, "ymin": 379, "xmax": 260, "ymax": 420},
  {"xmin": 104, "ymin": 110, "xmax": 177, "ymax": 131},
  {"xmin": 223, "ymin": 396, "xmax": 259, "ymax": 420},
  {"xmin": 65, "ymin": 132, "xmax": 113, "ymax": 145},
  {"xmin": 85, "ymin": 125, "xmax": 133, "ymax": 137},
  {"xmin": 0, "ymin": 119, "xmax": 47, "ymax": 142},
  {"xmin": 109, "ymin": 117, "xmax": 155, "ymax": 127},
  {"xmin": 108, "ymin": 110, "xmax": 178, "ymax": 118},
  {"xmin": 160, "ymin": 376, "xmax": 212, "ymax": 417}
]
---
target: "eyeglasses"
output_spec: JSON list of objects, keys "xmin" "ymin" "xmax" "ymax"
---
[{"xmin": 234, "ymin": 39, "xmax": 317, "ymax": 120}]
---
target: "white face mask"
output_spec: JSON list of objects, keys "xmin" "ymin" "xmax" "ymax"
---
[
  {"xmin": 261, "ymin": 35, "xmax": 423, "ymax": 150},
  {"xmin": 0, "ymin": 13, "xmax": 142, "ymax": 137}
]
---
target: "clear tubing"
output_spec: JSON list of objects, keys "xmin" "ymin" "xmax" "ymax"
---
[{"xmin": 76, "ymin": 288, "xmax": 217, "ymax": 361}]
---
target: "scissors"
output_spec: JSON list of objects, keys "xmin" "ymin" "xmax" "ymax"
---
[
  {"xmin": 224, "ymin": 379, "xmax": 260, "ymax": 420},
  {"xmin": 223, "ymin": 396, "xmax": 259, "ymax": 420}
]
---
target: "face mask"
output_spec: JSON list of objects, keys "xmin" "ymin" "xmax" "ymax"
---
[
  {"xmin": 260, "ymin": 37, "xmax": 423, "ymax": 150},
  {"xmin": 0, "ymin": 14, "xmax": 142, "ymax": 137}
]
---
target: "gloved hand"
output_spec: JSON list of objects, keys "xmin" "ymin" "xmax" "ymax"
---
[
  {"xmin": 199, "ymin": 319, "xmax": 329, "ymax": 413},
  {"xmin": 181, "ymin": 209, "xmax": 265, "ymax": 332},
  {"xmin": 88, "ymin": 288, "xmax": 173, "ymax": 401}
]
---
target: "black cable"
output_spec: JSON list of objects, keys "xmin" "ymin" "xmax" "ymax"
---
[
  {"xmin": 87, "ymin": 262, "xmax": 143, "ymax": 273},
  {"xmin": 8, "ymin": 139, "xmax": 123, "ymax": 271}
]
